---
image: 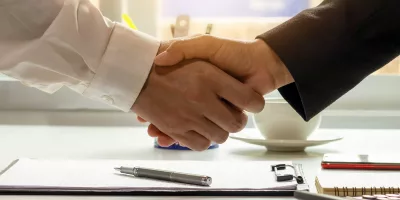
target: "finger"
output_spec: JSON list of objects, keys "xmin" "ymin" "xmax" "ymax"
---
[
  {"xmin": 194, "ymin": 117, "xmax": 229, "ymax": 144},
  {"xmin": 137, "ymin": 116, "xmax": 147, "ymax": 123},
  {"xmin": 203, "ymin": 96, "xmax": 248, "ymax": 133},
  {"xmin": 147, "ymin": 124, "xmax": 163, "ymax": 137},
  {"xmin": 148, "ymin": 124, "xmax": 175, "ymax": 142},
  {"xmin": 148, "ymin": 124, "xmax": 176, "ymax": 146},
  {"xmin": 171, "ymin": 131, "xmax": 211, "ymax": 151},
  {"xmin": 214, "ymin": 70, "xmax": 265, "ymax": 113},
  {"xmin": 154, "ymin": 35, "xmax": 223, "ymax": 66},
  {"xmin": 156, "ymin": 135, "xmax": 176, "ymax": 147}
]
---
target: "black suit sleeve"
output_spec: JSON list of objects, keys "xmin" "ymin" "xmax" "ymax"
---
[{"xmin": 257, "ymin": 0, "xmax": 400, "ymax": 121}]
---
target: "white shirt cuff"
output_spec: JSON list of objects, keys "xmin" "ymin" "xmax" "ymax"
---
[{"xmin": 82, "ymin": 23, "xmax": 160, "ymax": 112}]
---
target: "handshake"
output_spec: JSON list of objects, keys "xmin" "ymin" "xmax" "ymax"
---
[{"xmin": 131, "ymin": 35, "xmax": 294, "ymax": 151}]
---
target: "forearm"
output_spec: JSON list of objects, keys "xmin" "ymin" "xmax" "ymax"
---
[
  {"xmin": 0, "ymin": 0, "xmax": 160, "ymax": 111},
  {"xmin": 257, "ymin": 0, "xmax": 400, "ymax": 120}
]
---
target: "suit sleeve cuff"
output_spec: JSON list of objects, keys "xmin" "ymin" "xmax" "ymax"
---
[{"xmin": 83, "ymin": 23, "xmax": 160, "ymax": 112}]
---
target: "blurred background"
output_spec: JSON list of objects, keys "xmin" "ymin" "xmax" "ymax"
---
[{"xmin": 0, "ymin": 0, "xmax": 399, "ymax": 128}]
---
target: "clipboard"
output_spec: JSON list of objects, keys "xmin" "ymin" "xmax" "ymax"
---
[{"xmin": 0, "ymin": 158, "xmax": 309, "ymax": 196}]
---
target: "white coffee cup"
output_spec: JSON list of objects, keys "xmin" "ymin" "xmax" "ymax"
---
[{"xmin": 252, "ymin": 98, "xmax": 322, "ymax": 140}]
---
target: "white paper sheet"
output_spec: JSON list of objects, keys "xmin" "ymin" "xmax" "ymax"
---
[{"xmin": 0, "ymin": 158, "xmax": 298, "ymax": 192}]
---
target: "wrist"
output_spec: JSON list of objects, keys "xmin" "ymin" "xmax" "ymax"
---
[
  {"xmin": 251, "ymin": 39, "xmax": 294, "ymax": 90},
  {"xmin": 131, "ymin": 40, "xmax": 169, "ymax": 111}
]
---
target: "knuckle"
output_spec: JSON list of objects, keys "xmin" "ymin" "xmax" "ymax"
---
[
  {"xmin": 255, "ymin": 97, "xmax": 266, "ymax": 113},
  {"xmin": 214, "ymin": 131, "xmax": 229, "ymax": 144},
  {"xmin": 236, "ymin": 88, "xmax": 266, "ymax": 112},
  {"xmin": 184, "ymin": 72, "xmax": 210, "ymax": 104},
  {"xmin": 228, "ymin": 122, "xmax": 242, "ymax": 133},
  {"xmin": 193, "ymin": 63, "xmax": 211, "ymax": 76},
  {"xmin": 184, "ymin": 87, "xmax": 203, "ymax": 104},
  {"xmin": 168, "ymin": 40, "xmax": 183, "ymax": 51},
  {"xmin": 192, "ymin": 140, "xmax": 211, "ymax": 151},
  {"xmin": 162, "ymin": 119, "xmax": 181, "ymax": 133},
  {"xmin": 240, "ymin": 89, "xmax": 255, "ymax": 108},
  {"xmin": 199, "ymin": 34, "xmax": 212, "ymax": 41},
  {"xmin": 197, "ymin": 67, "xmax": 216, "ymax": 84},
  {"xmin": 228, "ymin": 113, "xmax": 248, "ymax": 133}
]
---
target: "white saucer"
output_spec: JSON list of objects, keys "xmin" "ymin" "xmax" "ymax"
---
[{"xmin": 229, "ymin": 134, "xmax": 343, "ymax": 152}]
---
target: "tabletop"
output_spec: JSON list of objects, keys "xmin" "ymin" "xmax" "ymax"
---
[{"xmin": 1, "ymin": 125, "xmax": 399, "ymax": 200}]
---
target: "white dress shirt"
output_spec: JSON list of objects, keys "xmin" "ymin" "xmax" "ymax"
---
[{"xmin": 0, "ymin": 0, "xmax": 160, "ymax": 112}]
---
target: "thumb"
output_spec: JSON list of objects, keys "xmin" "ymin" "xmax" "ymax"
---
[
  {"xmin": 153, "ymin": 51, "xmax": 183, "ymax": 66},
  {"xmin": 154, "ymin": 35, "xmax": 222, "ymax": 66}
]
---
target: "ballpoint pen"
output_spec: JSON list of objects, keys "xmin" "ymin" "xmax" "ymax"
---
[
  {"xmin": 122, "ymin": 13, "xmax": 138, "ymax": 30},
  {"xmin": 114, "ymin": 166, "xmax": 212, "ymax": 186}
]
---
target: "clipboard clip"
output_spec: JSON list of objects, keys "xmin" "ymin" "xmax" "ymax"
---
[{"xmin": 271, "ymin": 164, "xmax": 304, "ymax": 184}]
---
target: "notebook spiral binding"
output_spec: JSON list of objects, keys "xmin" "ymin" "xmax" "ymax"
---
[{"xmin": 334, "ymin": 187, "xmax": 400, "ymax": 197}]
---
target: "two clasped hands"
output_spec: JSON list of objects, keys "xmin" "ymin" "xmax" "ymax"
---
[
  {"xmin": 131, "ymin": 35, "xmax": 294, "ymax": 151},
  {"xmin": 128, "ymin": 1, "xmax": 400, "ymax": 151},
  {"xmin": 2, "ymin": 1, "xmax": 397, "ymax": 152}
]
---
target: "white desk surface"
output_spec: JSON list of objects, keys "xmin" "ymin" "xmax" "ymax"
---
[{"xmin": 0, "ymin": 125, "xmax": 399, "ymax": 200}]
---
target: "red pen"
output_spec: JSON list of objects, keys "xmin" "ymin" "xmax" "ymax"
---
[
  {"xmin": 321, "ymin": 153, "xmax": 400, "ymax": 170},
  {"xmin": 321, "ymin": 163, "xmax": 400, "ymax": 170}
]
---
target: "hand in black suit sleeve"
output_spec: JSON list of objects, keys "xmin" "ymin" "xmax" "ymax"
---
[{"xmin": 257, "ymin": 0, "xmax": 400, "ymax": 121}]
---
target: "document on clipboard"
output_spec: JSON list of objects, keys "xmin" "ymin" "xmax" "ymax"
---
[{"xmin": 0, "ymin": 158, "xmax": 308, "ymax": 196}]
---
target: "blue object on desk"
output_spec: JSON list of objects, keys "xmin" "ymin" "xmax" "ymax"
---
[{"xmin": 154, "ymin": 139, "xmax": 219, "ymax": 150}]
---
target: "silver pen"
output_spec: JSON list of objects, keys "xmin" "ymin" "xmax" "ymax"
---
[{"xmin": 114, "ymin": 166, "xmax": 212, "ymax": 186}]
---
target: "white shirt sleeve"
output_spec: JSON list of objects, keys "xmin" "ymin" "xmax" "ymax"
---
[{"xmin": 0, "ymin": 0, "xmax": 160, "ymax": 112}]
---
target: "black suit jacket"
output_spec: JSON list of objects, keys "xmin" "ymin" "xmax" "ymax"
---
[{"xmin": 257, "ymin": 0, "xmax": 400, "ymax": 121}]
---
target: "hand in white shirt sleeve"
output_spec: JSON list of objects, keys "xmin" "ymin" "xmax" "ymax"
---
[
  {"xmin": 0, "ymin": 0, "xmax": 266, "ymax": 151},
  {"xmin": 0, "ymin": 0, "xmax": 160, "ymax": 112}
]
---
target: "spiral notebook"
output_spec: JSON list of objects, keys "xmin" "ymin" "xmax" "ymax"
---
[
  {"xmin": 0, "ymin": 158, "xmax": 308, "ymax": 196},
  {"xmin": 316, "ymin": 169, "xmax": 400, "ymax": 197}
]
